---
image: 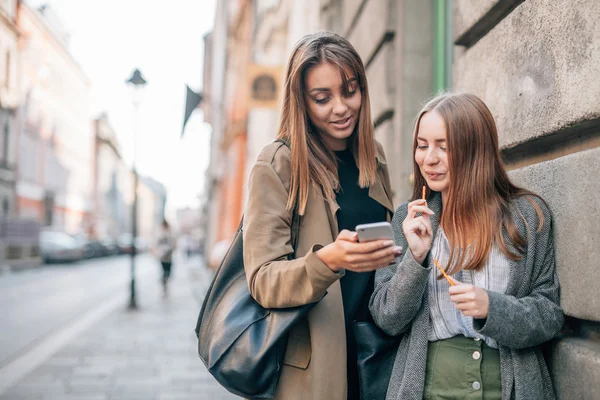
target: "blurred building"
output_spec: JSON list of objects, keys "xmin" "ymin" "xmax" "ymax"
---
[
  {"xmin": 16, "ymin": 2, "xmax": 93, "ymax": 235},
  {"xmin": 137, "ymin": 175, "xmax": 166, "ymax": 242},
  {"xmin": 91, "ymin": 113, "xmax": 131, "ymax": 239},
  {"xmin": 0, "ymin": 0, "xmax": 20, "ymax": 217},
  {"xmin": 175, "ymin": 206, "xmax": 201, "ymax": 235},
  {"xmin": 92, "ymin": 111, "xmax": 166, "ymax": 247},
  {"xmin": 202, "ymin": 0, "xmax": 600, "ymax": 395},
  {"xmin": 200, "ymin": 0, "xmax": 249, "ymax": 266}
]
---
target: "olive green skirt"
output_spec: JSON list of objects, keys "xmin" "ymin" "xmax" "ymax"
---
[{"xmin": 423, "ymin": 335, "xmax": 502, "ymax": 400}]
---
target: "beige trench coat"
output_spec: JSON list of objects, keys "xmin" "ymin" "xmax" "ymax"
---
[{"xmin": 243, "ymin": 141, "xmax": 394, "ymax": 400}]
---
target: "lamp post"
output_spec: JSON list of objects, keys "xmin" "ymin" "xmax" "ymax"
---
[{"xmin": 125, "ymin": 68, "xmax": 147, "ymax": 310}]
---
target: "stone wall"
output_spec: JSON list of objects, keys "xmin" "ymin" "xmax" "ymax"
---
[{"xmin": 453, "ymin": 0, "xmax": 600, "ymax": 398}]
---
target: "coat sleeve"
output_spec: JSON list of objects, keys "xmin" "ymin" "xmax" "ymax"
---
[
  {"xmin": 473, "ymin": 198, "xmax": 565, "ymax": 349},
  {"xmin": 243, "ymin": 160, "xmax": 343, "ymax": 309},
  {"xmin": 369, "ymin": 205, "xmax": 432, "ymax": 336}
]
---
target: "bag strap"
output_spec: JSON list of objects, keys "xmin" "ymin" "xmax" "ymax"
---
[{"xmin": 239, "ymin": 139, "xmax": 301, "ymax": 258}]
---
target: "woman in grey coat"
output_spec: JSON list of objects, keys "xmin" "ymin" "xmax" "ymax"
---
[{"xmin": 370, "ymin": 92, "xmax": 564, "ymax": 400}]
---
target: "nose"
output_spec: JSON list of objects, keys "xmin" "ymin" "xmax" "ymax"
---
[
  {"xmin": 424, "ymin": 148, "xmax": 440, "ymax": 165},
  {"xmin": 332, "ymin": 97, "xmax": 349, "ymax": 116}
]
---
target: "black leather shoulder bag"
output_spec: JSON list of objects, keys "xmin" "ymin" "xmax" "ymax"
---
[{"xmin": 194, "ymin": 139, "xmax": 319, "ymax": 399}]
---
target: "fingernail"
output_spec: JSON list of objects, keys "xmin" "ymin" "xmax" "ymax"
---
[{"xmin": 384, "ymin": 240, "xmax": 394, "ymax": 246}]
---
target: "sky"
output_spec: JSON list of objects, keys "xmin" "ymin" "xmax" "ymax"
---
[{"xmin": 27, "ymin": 0, "xmax": 216, "ymax": 220}]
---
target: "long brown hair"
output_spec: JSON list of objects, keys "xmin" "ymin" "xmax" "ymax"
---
[
  {"xmin": 277, "ymin": 31, "xmax": 378, "ymax": 214},
  {"xmin": 411, "ymin": 92, "xmax": 544, "ymax": 274}
]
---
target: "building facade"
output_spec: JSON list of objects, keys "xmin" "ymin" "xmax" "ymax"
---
[
  {"xmin": 16, "ymin": 3, "xmax": 93, "ymax": 235},
  {"xmin": 92, "ymin": 114, "xmax": 131, "ymax": 239},
  {"xmin": 201, "ymin": 0, "xmax": 254, "ymax": 267},
  {"xmin": 137, "ymin": 175, "xmax": 166, "ymax": 243},
  {"xmin": 92, "ymin": 113, "xmax": 166, "ymax": 246},
  {"xmin": 0, "ymin": 0, "xmax": 20, "ymax": 217}
]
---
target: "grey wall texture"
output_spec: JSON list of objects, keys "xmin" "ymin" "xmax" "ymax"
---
[{"xmin": 454, "ymin": 0, "xmax": 600, "ymax": 398}]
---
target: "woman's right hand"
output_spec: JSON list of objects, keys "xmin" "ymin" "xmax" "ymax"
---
[
  {"xmin": 315, "ymin": 229, "xmax": 402, "ymax": 272},
  {"xmin": 402, "ymin": 199, "xmax": 434, "ymax": 264},
  {"xmin": 316, "ymin": 230, "xmax": 402, "ymax": 273}
]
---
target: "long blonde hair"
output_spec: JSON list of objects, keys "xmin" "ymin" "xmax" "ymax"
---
[
  {"xmin": 412, "ymin": 92, "xmax": 545, "ymax": 274},
  {"xmin": 277, "ymin": 31, "xmax": 378, "ymax": 215}
]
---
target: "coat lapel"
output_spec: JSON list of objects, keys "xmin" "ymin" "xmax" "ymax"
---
[
  {"xmin": 368, "ymin": 177, "xmax": 394, "ymax": 216},
  {"xmin": 325, "ymin": 197, "xmax": 340, "ymax": 239},
  {"xmin": 322, "ymin": 150, "xmax": 397, "ymax": 235}
]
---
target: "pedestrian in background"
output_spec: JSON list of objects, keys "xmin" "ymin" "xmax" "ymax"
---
[
  {"xmin": 243, "ymin": 31, "xmax": 400, "ymax": 400},
  {"xmin": 370, "ymin": 92, "xmax": 564, "ymax": 399},
  {"xmin": 155, "ymin": 219, "xmax": 176, "ymax": 295}
]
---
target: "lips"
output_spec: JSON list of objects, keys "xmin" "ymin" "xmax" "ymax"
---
[
  {"xmin": 425, "ymin": 172, "xmax": 444, "ymax": 179},
  {"xmin": 331, "ymin": 116, "xmax": 352, "ymax": 129}
]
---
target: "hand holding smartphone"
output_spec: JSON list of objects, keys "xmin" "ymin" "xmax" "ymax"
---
[{"xmin": 356, "ymin": 222, "xmax": 400, "ymax": 264}]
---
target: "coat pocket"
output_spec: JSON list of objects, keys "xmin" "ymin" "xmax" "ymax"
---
[
  {"xmin": 283, "ymin": 321, "xmax": 311, "ymax": 369},
  {"xmin": 283, "ymin": 338, "xmax": 311, "ymax": 369}
]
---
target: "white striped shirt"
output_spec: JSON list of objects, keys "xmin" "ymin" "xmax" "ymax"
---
[{"xmin": 427, "ymin": 227, "xmax": 511, "ymax": 348}]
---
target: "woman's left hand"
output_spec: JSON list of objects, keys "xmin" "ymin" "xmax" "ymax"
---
[{"xmin": 449, "ymin": 281, "xmax": 489, "ymax": 319}]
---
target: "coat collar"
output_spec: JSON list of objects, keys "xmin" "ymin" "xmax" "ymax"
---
[
  {"xmin": 324, "ymin": 160, "xmax": 396, "ymax": 229},
  {"xmin": 375, "ymin": 144, "xmax": 387, "ymax": 165},
  {"xmin": 368, "ymin": 176, "xmax": 394, "ymax": 215}
]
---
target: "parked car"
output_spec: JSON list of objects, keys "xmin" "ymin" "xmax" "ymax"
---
[
  {"xmin": 100, "ymin": 237, "xmax": 120, "ymax": 256},
  {"xmin": 86, "ymin": 239, "xmax": 110, "ymax": 258},
  {"xmin": 39, "ymin": 231, "xmax": 84, "ymax": 264},
  {"xmin": 117, "ymin": 233, "xmax": 134, "ymax": 254},
  {"xmin": 71, "ymin": 234, "xmax": 106, "ymax": 259}
]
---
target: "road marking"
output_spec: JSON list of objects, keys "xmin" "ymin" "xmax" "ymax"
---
[{"xmin": 0, "ymin": 293, "xmax": 126, "ymax": 395}]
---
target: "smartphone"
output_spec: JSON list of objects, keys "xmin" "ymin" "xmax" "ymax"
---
[
  {"xmin": 356, "ymin": 221, "xmax": 399, "ymax": 264},
  {"xmin": 356, "ymin": 221, "xmax": 394, "ymax": 242}
]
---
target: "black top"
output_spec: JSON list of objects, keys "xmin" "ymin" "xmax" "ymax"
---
[{"xmin": 334, "ymin": 149, "xmax": 386, "ymax": 400}]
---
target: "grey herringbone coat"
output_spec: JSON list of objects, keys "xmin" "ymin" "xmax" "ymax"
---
[{"xmin": 369, "ymin": 192, "xmax": 564, "ymax": 400}]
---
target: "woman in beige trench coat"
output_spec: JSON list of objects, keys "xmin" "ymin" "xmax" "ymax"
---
[{"xmin": 243, "ymin": 31, "xmax": 400, "ymax": 400}]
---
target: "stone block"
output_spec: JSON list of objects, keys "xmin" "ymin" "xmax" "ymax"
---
[
  {"xmin": 509, "ymin": 147, "xmax": 600, "ymax": 321},
  {"xmin": 347, "ymin": 0, "xmax": 388, "ymax": 63},
  {"xmin": 342, "ymin": 0, "xmax": 363, "ymax": 35},
  {"xmin": 454, "ymin": 0, "xmax": 600, "ymax": 150},
  {"xmin": 453, "ymin": 0, "xmax": 525, "ymax": 43},
  {"xmin": 367, "ymin": 41, "xmax": 394, "ymax": 123},
  {"xmin": 454, "ymin": 0, "xmax": 498, "ymax": 39},
  {"xmin": 550, "ymin": 338, "xmax": 600, "ymax": 400}
]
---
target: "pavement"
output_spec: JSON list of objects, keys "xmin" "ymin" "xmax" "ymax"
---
[{"xmin": 0, "ymin": 254, "xmax": 239, "ymax": 400}]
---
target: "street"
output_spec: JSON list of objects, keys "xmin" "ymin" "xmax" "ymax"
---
[
  {"xmin": 0, "ymin": 254, "xmax": 238, "ymax": 400},
  {"xmin": 0, "ymin": 255, "xmax": 152, "ymax": 368}
]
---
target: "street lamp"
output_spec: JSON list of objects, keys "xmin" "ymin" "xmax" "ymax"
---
[{"xmin": 125, "ymin": 68, "xmax": 147, "ymax": 310}]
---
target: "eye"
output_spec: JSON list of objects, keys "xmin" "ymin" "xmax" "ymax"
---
[
  {"xmin": 346, "ymin": 83, "xmax": 358, "ymax": 96},
  {"xmin": 315, "ymin": 97, "xmax": 330, "ymax": 104},
  {"xmin": 417, "ymin": 145, "xmax": 428, "ymax": 150},
  {"xmin": 440, "ymin": 146, "xmax": 447, "ymax": 151}
]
